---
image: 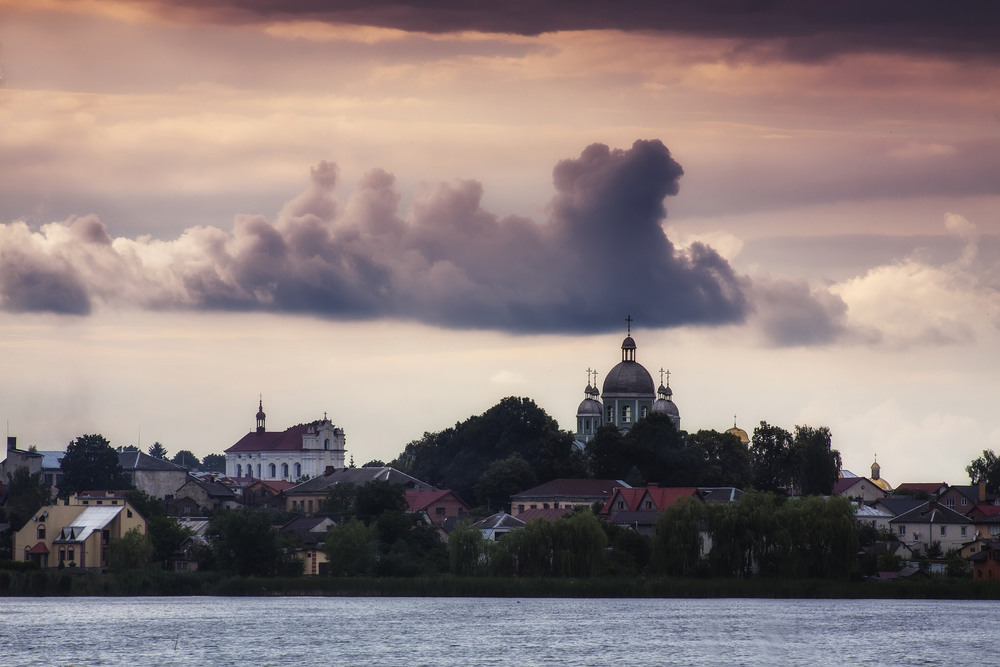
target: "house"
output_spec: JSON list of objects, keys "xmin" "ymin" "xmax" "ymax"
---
[
  {"xmin": 242, "ymin": 479, "xmax": 296, "ymax": 510},
  {"xmin": 173, "ymin": 477, "xmax": 241, "ymax": 512},
  {"xmin": 969, "ymin": 505, "xmax": 1000, "ymax": 541},
  {"xmin": 118, "ymin": 451, "xmax": 189, "ymax": 499},
  {"xmin": 510, "ymin": 479, "xmax": 628, "ymax": 516},
  {"xmin": 224, "ymin": 400, "xmax": 346, "ymax": 482},
  {"xmin": 832, "ymin": 477, "xmax": 888, "ymax": 503},
  {"xmin": 938, "ymin": 483, "xmax": 994, "ymax": 514},
  {"xmin": 404, "ymin": 489, "xmax": 471, "ymax": 525},
  {"xmin": 0, "ymin": 437, "xmax": 66, "ymax": 491},
  {"xmin": 889, "ymin": 501, "xmax": 973, "ymax": 554},
  {"xmin": 280, "ymin": 516, "xmax": 336, "ymax": 576},
  {"xmin": 600, "ymin": 485, "xmax": 700, "ymax": 536},
  {"xmin": 472, "ymin": 512, "xmax": 526, "ymax": 541},
  {"xmin": 166, "ymin": 518, "xmax": 210, "ymax": 572},
  {"xmin": 12, "ymin": 499, "xmax": 147, "ymax": 570},
  {"xmin": 968, "ymin": 540, "xmax": 1000, "ymax": 581},
  {"xmin": 856, "ymin": 503, "xmax": 895, "ymax": 532},
  {"xmin": 284, "ymin": 466, "xmax": 433, "ymax": 516}
]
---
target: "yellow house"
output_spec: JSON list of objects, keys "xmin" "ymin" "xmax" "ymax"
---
[{"xmin": 13, "ymin": 500, "xmax": 147, "ymax": 570}]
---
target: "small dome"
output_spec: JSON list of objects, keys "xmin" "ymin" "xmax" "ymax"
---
[
  {"xmin": 621, "ymin": 336, "xmax": 636, "ymax": 350},
  {"xmin": 871, "ymin": 477, "xmax": 893, "ymax": 492},
  {"xmin": 588, "ymin": 385, "xmax": 600, "ymax": 398},
  {"xmin": 651, "ymin": 398, "xmax": 679, "ymax": 418},
  {"xmin": 726, "ymin": 426, "xmax": 750, "ymax": 445},
  {"xmin": 577, "ymin": 398, "xmax": 603, "ymax": 417}
]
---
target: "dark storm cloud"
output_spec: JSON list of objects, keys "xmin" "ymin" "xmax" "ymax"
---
[
  {"xmin": 142, "ymin": 0, "xmax": 1000, "ymax": 61},
  {"xmin": 0, "ymin": 141, "xmax": 753, "ymax": 335},
  {"xmin": 749, "ymin": 277, "xmax": 852, "ymax": 347}
]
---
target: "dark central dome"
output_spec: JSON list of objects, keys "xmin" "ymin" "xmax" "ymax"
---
[{"xmin": 602, "ymin": 361, "xmax": 655, "ymax": 398}]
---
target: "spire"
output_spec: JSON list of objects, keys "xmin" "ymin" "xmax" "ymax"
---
[{"xmin": 256, "ymin": 396, "xmax": 266, "ymax": 434}]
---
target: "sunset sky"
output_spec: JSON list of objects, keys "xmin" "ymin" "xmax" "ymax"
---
[{"xmin": 2, "ymin": 1, "xmax": 999, "ymax": 485}]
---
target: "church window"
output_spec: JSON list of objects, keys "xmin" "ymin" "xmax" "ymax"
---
[
  {"xmin": 282, "ymin": 463, "xmax": 289, "ymax": 478},
  {"xmin": 256, "ymin": 464, "xmax": 261, "ymax": 478},
  {"xmin": 584, "ymin": 421, "xmax": 590, "ymax": 434},
  {"xmin": 236, "ymin": 465, "xmax": 242, "ymax": 477},
  {"xmin": 268, "ymin": 463, "xmax": 276, "ymax": 477},
  {"xmin": 621, "ymin": 405, "xmax": 632, "ymax": 423},
  {"xmin": 324, "ymin": 438, "xmax": 330, "ymax": 450},
  {"xmin": 606, "ymin": 405, "xmax": 613, "ymax": 423},
  {"xmin": 640, "ymin": 406, "xmax": 648, "ymax": 419},
  {"xmin": 294, "ymin": 463, "xmax": 302, "ymax": 478}
]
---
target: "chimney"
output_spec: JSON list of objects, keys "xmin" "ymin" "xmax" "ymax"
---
[
  {"xmin": 324, "ymin": 466, "xmax": 336, "ymax": 476},
  {"xmin": 7, "ymin": 436, "xmax": 15, "ymax": 452},
  {"xmin": 980, "ymin": 481, "xmax": 986, "ymax": 503}
]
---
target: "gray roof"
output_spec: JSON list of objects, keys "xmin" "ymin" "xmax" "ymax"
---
[
  {"xmin": 891, "ymin": 501, "xmax": 972, "ymax": 525},
  {"xmin": 698, "ymin": 487, "xmax": 744, "ymax": 503},
  {"xmin": 287, "ymin": 466, "xmax": 433, "ymax": 494},
  {"xmin": 473, "ymin": 512, "xmax": 525, "ymax": 531},
  {"xmin": 40, "ymin": 451, "xmax": 65, "ymax": 470},
  {"xmin": 119, "ymin": 451, "xmax": 187, "ymax": 472},
  {"xmin": 53, "ymin": 506, "xmax": 127, "ymax": 544},
  {"xmin": 874, "ymin": 497, "xmax": 926, "ymax": 517}
]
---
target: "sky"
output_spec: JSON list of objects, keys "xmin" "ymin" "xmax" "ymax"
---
[{"xmin": 2, "ymin": 1, "xmax": 999, "ymax": 486}]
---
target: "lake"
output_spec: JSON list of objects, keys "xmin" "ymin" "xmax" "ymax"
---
[{"xmin": 1, "ymin": 596, "xmax": 996, "ymax": 666}]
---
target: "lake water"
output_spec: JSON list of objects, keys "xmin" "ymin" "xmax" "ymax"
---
[{"xmin": 1, "ymin": 596, "xmax": 996, "ymax": 666}]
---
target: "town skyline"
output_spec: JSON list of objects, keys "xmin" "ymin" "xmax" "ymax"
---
[{"xmin": 2, "ymin": 1, "xmax": 999, "ymax": 484}]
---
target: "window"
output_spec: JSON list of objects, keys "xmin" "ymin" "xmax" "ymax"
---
[
  {"xmin": 282, "ymin": 463, "xmax": 289, "ymax": 478},
  {"xmin": 644, "ymin": 501, "xmax": 652, "ymax": 509},
  {"xmin": 236, "ymin": 465, "xmax": 242, "ymax": 477},
  {"xmin": 127, "ymin": 509, "xmax": 133, "ymax": 518},
  {"xmin": 268, "ymin": 463, "xmax": 276, "ymax": 477},
  {"xmin": 640, "ymin": 406, "xmax": 648, "ymax": 419},
  {"xmin": 307, "ymin": 500, "xmax": 314, "ymax": 513},
  {"xmin": 898, "ymin": 525, "xmax": 906, "ymax": 537},
  {"xmin": 606, "ymin": 405, "xmax": 613, "ymax": 423},
  {"xmin": 543, "ymin": 503, "xmax": 550, "ymax": 509},
  {"xmin": 621, "ymin": 405, "xmax": 632, "ymax": 423},
  {"xmin": 37, "ymin": 525, "xmax": 45, "ymax": 540},
  {"xmin": 256, "ymin": 464, "xmax": 261, "ymax": 478},
  {"xmin": 584, "ymin": 421, "xmax": 590, "ymax": 434},
  {"xmin": 68, "ymin": 548, "xmax": 75, "ymax": 564},
  {"xmin": 517, "ymin": 504, "xmax": 524, "ymax": 513},
  {"xmin": 961, "ymin": 526, "xmax": 968, "ymax": 537},
  {"xmin": 435, "ymin": 507, "xmax": 446, "ymax": 516},
  {"xmin": 962, "ymin": 497, "xmax": 969, "ymax": 507},
  {"xmin": 324, "ymin": 438, "xmax": 330, "ymax": 450},
  {"xmin": 294, "ymin": 463, "xmax": 302, "ymax": 478},
  {"xmin": 617, "ymin": 501, "xmax": 624, "ymax": 510},
  {"xmin": 940, "ymin": 526, "xmax": 947, "ymax": 537},
  {"xmin": 59, "ymin": 548, "xmax": 65, "ymax": 563},
  {"xmin": 946, "ymin": 498, "xmax": 955, "ymax": 509}
]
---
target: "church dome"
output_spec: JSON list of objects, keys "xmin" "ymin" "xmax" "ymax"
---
[
  {"xmin": 621, "ymin": 336, "xmax": 636, "ymax": 350},
  {"xmin": 577, "ymin": 398, "xmax": 603, "ymax": 417},
  {"xmin": 651, "ymin": 397, "xmax": 679, "ymax": 417},
  {"xmin": 603, "ymin": 361, "xmax": 655, "ymax": 397},
  {"xmin": 726, "ymin": 426, "xmax": 750, "ymax": 445}
]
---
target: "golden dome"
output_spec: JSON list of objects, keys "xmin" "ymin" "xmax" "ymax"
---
[{"xmin": 726, "ymin": 425, "xmax": 750, "ymax": 445}]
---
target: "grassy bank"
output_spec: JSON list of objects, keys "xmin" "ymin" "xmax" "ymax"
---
[{"xmin": 3, "ymin": 569, "xmax": 1000, "ymax": 599}]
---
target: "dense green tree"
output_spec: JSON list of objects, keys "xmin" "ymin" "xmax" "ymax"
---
[
  {"xmin": 105, "ymin": 526, "xmax": 154, "ymax": 571},
  {"xmin": 652, "ymin": 496, "xmax": 708, "ymax": 577},
  {"xmin": 967, "ymin": 449, "xmax": 1000, "ymax": 495},
  {"xmin": 324, "ymin": 519, "xmax": 378, "ymax": 576},
  {"xmin": 448, "ymin": 521, "xmax": 486, "ymax": 576},
  {"xmin": 491, "ymin": 511, "xmax": 606, "ymax": 577},
  {"xmin": 319, "ymin": 482, "xmax": 358, "ymax": 521},
  {"xmin": 791, "ymin": 426, "xmax": 841, "ymax": 495},
  {"xmin": 686, "ymin": 429, "xmax": 752, "ymax": 488},
  {"xmin": 392, "ymin": 396, "xmax": 584, "ymax": 505},
  {"xmin": 473, "ymin": 454, "xmax": 537, "ymax": 510},
  {"xmin": 206, "ymin": 509, "xmax": 286, "ymax": 577},
  {"xmin": 147, "ymin": 442, "xmax": 169, "ymax": 460},
  {"xmin": 201, "ymin": 453, "xmax": 226, "ymax": 473},
  {"xmin": 116, "ymin": 445, "xmax": 139, "ymax": 452},
  {"xmin": 60, "ymin": 434, "xmax": 132, "ymax": 498},
  {"xmin": 362, "ymin": 460, "xmax": 386, "ymax": 468},
  {"xmin": 749, "ymin": 422, "xmax": 795, "ymax": 493},
  {"xmin": 4, "ymin": 467, "xmax": 53, "ymax": 531},
  {"xmin": 355, "ymin": 480, "xmax": 407, "ymax": 523},
  {"xmin": 601, "ymin": 522, "xmax": 651, "ymax": 576},
  {"xmin": 171, "ymin": 450, "xmax": 200, "ymax": 469},
  {"xmin": 586, "ymin": 424, "xmax": 629, "ymax": 479}
]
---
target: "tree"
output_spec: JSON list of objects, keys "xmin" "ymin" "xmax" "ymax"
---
[
  {"xmin": 147, "ymin": 442, "xmax": 169, "ymax": 460},
  {"xmin": 967, "ymin": 449, "xmax": 1000, "ymax": 496},
  {"xmin": 362, "ymin": 460, "xmax": 385, "ymax": 468},
  {"xmin": 4, "ymin": 467, "xmax": 53, "ymax": 531},
  {"xmin": 355, "ymin": 480, "xmax": 407, "ymax": 523},
  {"xmin": 320, "ymin": 482, "xmax": 358, "ymax": 522},
  {"xmin": 791, "ymin": 425, "xmax": 841, "ymax": 496},
  {"xmin": 448, "ymin": 521, "xmax": 486, "ymax": 576},
  {"xmin": 60, "ymin": 434, "xmax": 132, "ymax": 498},
  {"xmin": 116, "ymin": 445, "xmax": 139, "ymax": 452},
  {"xmin": 171, "ymin": 450, "xmax": 200, "ymax": 469},
  {"xmin": 325, "ymin": 519, "xmax": 378, "ymax": 576},
  {"xmin": 105, "ymin": 527, "xmax": 153, "ymax": 571},
  {"xmin": 201, "ymin": 453, "xmax": 226, "ymax": 473},
  {"xmin": 473, "ymin": 454, "xmax": 537, "ymax": 510},
  {"xmin": 206, "ymin": 509, "xmax": 285, "ymax": 577},
  {"xmin": 749, "ymin": 422, "xmax": 794, "ymax": 493},
  {"xmin": 686, "ymin": 429, "xmax": 752, "ymax": 488}
]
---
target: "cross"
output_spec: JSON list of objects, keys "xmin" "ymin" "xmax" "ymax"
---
[
  {"xmin": 586, "ymin": 367, "xmax": 593, "ymax": 386},
  {"xmin": 324, "ymin": 411, "xmax": 328, "ymax": 421},
  {"xmin": 625, "ymin": 314, "xmax": 633, "ymax": 335}
]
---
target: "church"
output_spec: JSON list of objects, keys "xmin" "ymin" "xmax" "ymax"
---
[
  {"xmin": 225, "ymin": 400, "xmax": 346, "ymax": 481},
  {"xmin": 574, "ymin": 318, "xmax": 680, "ymax": 446}
]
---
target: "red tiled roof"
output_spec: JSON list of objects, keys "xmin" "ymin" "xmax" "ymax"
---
[
  {"xmin": 517, "ymin": 507, "xmax": 573, "ymax": 522},
  {"xmin": 832, "ymin": 477, "xmax": 868, "ymax": 495},
  {"xmin": 646, "ymin": 487, "xmax": 698, "ymax": 509},
  {"xmin": 247, "ymin": 479, "xmax": 296, "ymax": 493},
  {"xmin": 974, "ymin": 505, "xmax": 1000, "ymax": 517},
  {"xmin": 895, "ymin": 483, "xmax": 947, "ymax": 494},
  {"xmin": 27, "ymin": 541, "xmax": 49, "ymax": 554},
  {"xmin": 225, "ymin": 424, "xmax": 310, "ymax": 453},
  {"xmin": 405, "ymin": 489, "xmax": 468, "ymax": 512},
  {"xmin": 600, "ymin": 488, "xmax": 646, "ymax": 514}
]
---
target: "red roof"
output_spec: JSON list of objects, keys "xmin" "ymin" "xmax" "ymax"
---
[
  {"xmin": 895, "ymin": 483, "xmax": 947, "ymax": 494},
  {"xmin": 517, "ymin": 507, "xmax": 573, "ymax": 522},
  {"xmin": 600, "ymin": 488, "xmax": 646, "ymax": 514},
  {"xmin": 646, "ymin": 487, "xmax": 699, "ymax": 509},
  {"xmin": 512, "ymin": 478, "xmax": 626, "ymax": 499},
  {"xmin": 26, "ymin": 541, "xmax": 49, "ymax": 554},
  {"xmin": 247, "ymin": 479, "xmax": 296, "ymax": 493},
  {"xmin": 832, "ymin": 477, "xmax": 867, "ymax": 495},
  {"xmin": 405, "ymin": 489, "xmax": 468, "ymax": 512},
  {"xmin": 225, "ymin": 424, "xmax": 310, "ymax": 453}
]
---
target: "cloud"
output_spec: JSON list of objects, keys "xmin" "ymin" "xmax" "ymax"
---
[
  {"xmin": 0, "ymin": 140, "xmax": 748, "ymax": 334},
  {"xmin": 127, "ymin": 0, "xmax": 1000, "ymax": 61},
  {"xmin": 746, "ymin": 276, "xmax": 853, "ymax": 347}
]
